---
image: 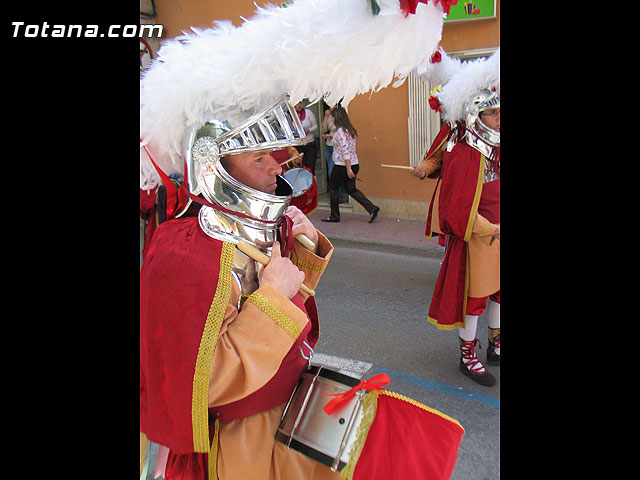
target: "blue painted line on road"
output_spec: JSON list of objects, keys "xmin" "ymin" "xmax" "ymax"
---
[{"xmin": 372, "ymin": 367, "xmax": 500, "ymax": 409}]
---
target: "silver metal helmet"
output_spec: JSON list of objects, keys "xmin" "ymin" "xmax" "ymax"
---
[
  {"xmin": 182, "ymin": 95, "xmax": 306, "ymax": 203},
  {"xmin": 178, "ymin": 95, "xmax": 307, "ymax": 252},
  {"xmin": 464, "ymin": 89, "xmax": 500, "ymax": 158}
]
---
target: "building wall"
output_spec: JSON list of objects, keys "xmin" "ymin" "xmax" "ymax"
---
[{"xmin": 151, "ymin": 0, "xmax": 500, "ymax": 219}]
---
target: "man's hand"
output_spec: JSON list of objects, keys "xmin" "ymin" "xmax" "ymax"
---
[
  {"xmin": 258, "ymin": 241, "xmax": 305, "ymax": 299},
  {"xmin": 477, "ymin": 225, "xmax": 500, "ymax": 245},
  {"xmin": 285, "ymin": 206, "xmax": 319, "ymax": 254},
  {"xmin": 411, "ymin": 165, "xmax": 427, "ymax": 180}
]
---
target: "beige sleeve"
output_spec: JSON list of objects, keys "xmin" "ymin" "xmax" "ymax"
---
[
  {"xmin": 420, "ymin": 148, "xmax": 443, "ymax": 179},
  {"xmin": 208, "ymin": 232, "xmax": 333, "ymax": 407},
  {"xmin": 208, "ymin": 282, "xmax": 310, "ymax": 408},
  {"xmin": 290, "ymin": 231, "xmax": 334, "ymax": 303}
]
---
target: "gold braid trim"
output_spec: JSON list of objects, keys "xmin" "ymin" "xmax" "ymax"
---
[
  {"xmin": 340, "ymin": 391, "xmax": 379, "ymax": 480},
  {"xmin": 246, "ymin": 292, "xmax": 301, "ymax": 340},
  {"xmin": 463, "ymin": 154, "xmax": 486, "ymax": 243},
  {"xmin": 208, "ymin": 418, "xmax": 220, "ymax": 479},
  {"xmin": 426, "ymin": 316, "xmax": 465, "ymax": 331},
  {"xmin": 290, "ymin": 250, "xmax": 326, "ymax": 272},
  {"xmin": 377, "ymin": 390, "xmax": 464, "ymax": 431},
  {"xmin": 191, "ymin": 242, "xmax": 235, "ymax": 453}
]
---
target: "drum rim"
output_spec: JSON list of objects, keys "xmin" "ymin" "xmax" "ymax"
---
[
  {"xmin": 282, "ymin": 167, "xmax": 312, "ymax": 176},
  {"xmin": 305, "ymin": 365, "xmax": 361, "ymax": 388},
  {"xmin": 275, "ymin": 431, "xmax": 347, "ymax": 471}
]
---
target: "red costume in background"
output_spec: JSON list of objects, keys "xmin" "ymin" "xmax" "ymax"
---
[{"xmin": 427, "ymin": 140, "xmax": 500, "ymax": 329}]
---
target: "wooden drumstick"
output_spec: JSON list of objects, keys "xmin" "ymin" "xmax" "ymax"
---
[
  {"xmin": 380, "ymin": 164, "xmax": 415, "ymax": 170},
  {"xmin": 295, "ymin": 233, "xmax": 316, "ymax": 251},
  {"xmin": 236, "ymin": 239, "xmax": 316, "ymax": 297},
  {"xmin": 281, "ymin": 153, "xmax": 304, "ymax": 167}
]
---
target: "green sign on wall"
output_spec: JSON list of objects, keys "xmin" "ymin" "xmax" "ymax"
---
[{"xmin": 444, "ymin": 0, "xmax": 496, "ymax": 22}]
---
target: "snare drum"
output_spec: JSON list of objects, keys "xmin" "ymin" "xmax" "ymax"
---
[
  {"xmin": 283, "ymin": 167, "xmax": 318, "ymax": 215},
  {"xmin": 276, "ymin": 366, "xmax": 364, "ymax": 472}
]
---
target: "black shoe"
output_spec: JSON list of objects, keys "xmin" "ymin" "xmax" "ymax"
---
[
  {"xmin": 368, "ymin": 207, "xmax": 380, "ymax": 223},
  {"xmin": 321, "ymin": 217, "xmax": 340, "ymax": 223},
  {"xmin": 487, "ymin": 329, "xmax": 500, "ymax": 366},
  {"xmin": 459, "ymin": 359, "xmax": 496, "ymax": 386},
  {"xmin": 487, "ymin": 347, "xmax": 500, "ymax": 366},
  {"xmin": 459, "ymin": 338, "xmax": 496, "ymax": 387}
]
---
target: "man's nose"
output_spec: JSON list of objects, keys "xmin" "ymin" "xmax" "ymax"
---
[{"xmin": 268, "ymin": 154, "xmax": 283, "ymax": 175}]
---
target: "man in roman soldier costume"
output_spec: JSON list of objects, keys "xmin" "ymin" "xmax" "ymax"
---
[
  {"xmin": 140, "ymin": 1, "xmax": 465, "ymax": 478},
  {"xmin": 416, "ymin": 49, "xmax": 500, "ymax": 386}
]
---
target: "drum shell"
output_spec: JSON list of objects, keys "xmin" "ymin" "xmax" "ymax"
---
[
  {"xmin": 276, "ymin": 366, "xmax": 363, "ymax": 471},
  {"xmin": 282, "ymin": 167, "xmax": 318, "ymax": 215}
]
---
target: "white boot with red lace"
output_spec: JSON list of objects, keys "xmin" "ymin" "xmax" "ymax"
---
[{"xmin": 458, "ymin": 315, "xmax": 496, "ymax": 387}]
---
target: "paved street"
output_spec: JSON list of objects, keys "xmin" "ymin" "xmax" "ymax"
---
[
  {"xmin": 141, "ymin": 210, "xmax": 500, "ymax": 479},
  {"xmin": 311, "ymin": 238, "xmax": 499, "ymax": 480}
]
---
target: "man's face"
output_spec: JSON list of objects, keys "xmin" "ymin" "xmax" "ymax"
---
[
  {"xmin": 224, "ymin": 150, "xmax": 283, "ymax": 194},
  {"xmin": 480, "ymin": 108, "xmax": 500, "ymax": 132}
]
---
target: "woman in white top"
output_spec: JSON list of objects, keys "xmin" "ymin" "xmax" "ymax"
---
[
  {"xmin": 322, "ymin": 105, "xmax": 345, "ymax": 203},
  {"xmin": 321, "ymin": 106, "xmax": 379, "ymax": 223},
  {"xmin": 293, "ymin": 102, "xmax": 318, "ymax": 174}
]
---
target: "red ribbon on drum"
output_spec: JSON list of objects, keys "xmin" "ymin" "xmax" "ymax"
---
[{"xmin": 322, "ymin": 373, "xmax": 391, "ymax": 415}]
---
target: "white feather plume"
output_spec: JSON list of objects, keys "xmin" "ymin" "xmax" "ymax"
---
[
  {"xmin": 436, "ymin": 47, "xmax": 500, "ymax": 122},
  {"xmin": 140, "ymin": 0, "xmax": 447, "ymax": 189},
  {"xmin": 412, "ymin": 47, "xmax": 463, "ymax": 87}
]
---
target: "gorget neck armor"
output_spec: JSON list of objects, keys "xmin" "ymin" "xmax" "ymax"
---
[
  {"xmin": 465, "ymin": 129, "xmax": 500, "ymax": 183},
  {"xmin": 446, "ymin": 122, "xmax": 500, "ymax": 184},
  {"xmin": 198, "ymin": 166, "xmax": 294, "ymax": 299}
]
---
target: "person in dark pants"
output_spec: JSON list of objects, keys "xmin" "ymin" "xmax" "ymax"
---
[
  {"xmin": 293, "ymin": 102, "xmax": 318, "ymax": 174},
  {"xmin": 321, "ymin": 107, "xmax": 379, "ymax": 223}
]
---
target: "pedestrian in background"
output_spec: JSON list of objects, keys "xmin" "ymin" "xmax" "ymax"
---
[
  {"xmin": 294, "ymin": 102, "xmax": 318, "ymax": 174},
  {"xmin": 322, "ymin": 103, "xmax": 345, "ymax": 203},
  {"xmin": 322, "ymin": 106, "xmax": 379, "ymax": 223}
]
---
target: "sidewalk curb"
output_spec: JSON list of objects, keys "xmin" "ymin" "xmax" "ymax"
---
[{"xmin": 323, "ymin": 233, "xmax": 444, "ymax": 259}]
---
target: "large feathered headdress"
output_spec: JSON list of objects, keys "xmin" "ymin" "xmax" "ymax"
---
[
  {"xmin": 415, "ymin": 47, "xmax": 500, "ymax": 123},
  {"xmin": 140, "ymin": 0, "xmax": 452, "ymax": 190}
]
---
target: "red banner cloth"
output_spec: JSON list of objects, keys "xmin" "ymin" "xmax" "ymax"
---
[{"xmin": 354, "ymin": 392, "xmax": 464, "ymax": 480}]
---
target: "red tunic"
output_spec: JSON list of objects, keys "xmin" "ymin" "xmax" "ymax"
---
[
  {"xmin": 141, "ymin": 216, "xmax": 339, "ymax": 479},
  {"xmin": 427, "ymin": 141, "xmax": 500, "ymax": 329}
]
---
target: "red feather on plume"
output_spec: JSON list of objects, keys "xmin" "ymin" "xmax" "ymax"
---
[{"xmin": 399, "ymin": 0, "xmax": 458, "ymax": 16}]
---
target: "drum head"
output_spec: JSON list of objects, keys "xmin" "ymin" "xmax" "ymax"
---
[{"xmin": 283, "ymin": 167, "xmax": 313, "ymax": 196}]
